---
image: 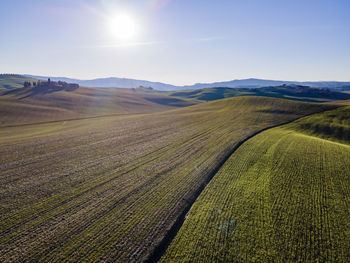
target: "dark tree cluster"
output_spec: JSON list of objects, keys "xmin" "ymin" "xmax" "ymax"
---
[
  {"xmin": 0, "ymin": 74, "xmax": 24, "ymax": 78},
  {"xmin": 23, "ymin": 78, "xmax": 79, "ymax": 92},
  {"xmin": 24, "ymin": 81, "xmax": 31, "ymax": 88}
]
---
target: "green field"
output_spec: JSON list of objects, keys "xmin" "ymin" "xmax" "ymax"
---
[
  {"xmin": 290, "ymin": 106, "xmax": 350, "ymax": 144},
  {"xmin": 168, "ymin": 86, "xmax": 350, "ymax": 103},
  {"xmin": 0, "ymin": 97, "xmax": 332, "ymax": 262},
  {"xmin": 161, "ymin": 107, "xmax": 350, "ymax": 262}
]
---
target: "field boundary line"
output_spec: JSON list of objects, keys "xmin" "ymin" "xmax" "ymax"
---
[{"xmin": 144, "ymin": 113, "xmax": 323, "ymax": 263}]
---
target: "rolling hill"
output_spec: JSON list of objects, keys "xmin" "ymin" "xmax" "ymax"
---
[
  {"xmin": 0, "ymin": 85, "xmax": 196, "ymax": 127},
  {"xmin": 182, "ymin": 78, "xmax": 350, "ymax": 91},
  {"xmin": 24, "ymin": 74, "xmax": 350, "ymax": 91},
  {"xmin": 289, "ymin": 105, "xmax": 350, "ymax": 144},
  {"xmin": 24, "ymin": 74, "xmax": 179, "ymax": 91},
  {"xmin": 169, "ymin": 85, "xmax": 350, "ymax": 102},
  {"xmin": 161, "ymin": 106, "xmax": 350, "ymax": 262},
  {"xmin": 0, "ymin": 73, "xmax": 348, "ymax": 262},
  {"xmin": 0, "ymin": 97, "xmax": 333, "ymax": 262},
  {"xmin": 0, "ymin": 74, "xmax": 38, "ymax": 90}
]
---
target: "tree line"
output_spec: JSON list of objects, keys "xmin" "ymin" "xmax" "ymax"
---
[{"xmin": 24, "ymin": 78, "xmax": 79, "ymax": 90}]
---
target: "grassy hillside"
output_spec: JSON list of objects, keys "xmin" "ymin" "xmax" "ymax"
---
[
  {"xmin": 0, "ymin": 97, "xmax": 333, "ymax": 262},
  {"xmin": 169, "ymin": 85, "xmax": 350, "ymax": 103},
  {"xmin": 0, "ymin": 86, "xmax": 196, "ymax": 126},
  {"xmin": 290, "ymin": 106, "xmax": 350, "ymax": 144},
  {"xmin": 161, "ymin": 107, "xmax": 350, "ymax": 262},
  {"xmin": 0, "ymin": 74, "xmax": 38, "ymax": 89}
]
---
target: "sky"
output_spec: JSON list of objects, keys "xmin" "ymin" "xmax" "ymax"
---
[{"xmin": 1, "ymin": 0, "xmax": 349, "ymax": 85}]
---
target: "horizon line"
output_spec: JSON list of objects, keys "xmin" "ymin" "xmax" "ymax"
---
[{"xmin": 2, "ymin": 72, "xmax": 350, "ymax": 87}]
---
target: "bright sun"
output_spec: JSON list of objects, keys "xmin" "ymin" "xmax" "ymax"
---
[{"xmin": 108, "ymin": 14, "xmax": 137, "ymax": 40}]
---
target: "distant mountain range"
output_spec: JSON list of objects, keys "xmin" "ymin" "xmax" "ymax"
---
[
  {"xmin": 24, "ymin": 75, "xmax": 178, "ymax": 91},
  {"xmin": 183, "ymin": 79, "xmax": 350, "ymax": 91},
  {"xmin": 21, "ymin": 75, "xmax": 350, "ymax": 91}
]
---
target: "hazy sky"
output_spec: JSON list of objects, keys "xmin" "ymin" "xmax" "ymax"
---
[{"xmin": 1, "ymin": 0, "xmax": 349, "ymax": 85}]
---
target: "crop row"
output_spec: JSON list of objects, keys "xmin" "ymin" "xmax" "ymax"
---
[
  {"xmin": 161, "ymin": 112, "xmax": 350, "ymax": 262},
  {"xmin": 0, "ymin": 97, "xmax": 332, "ymax": 262}
]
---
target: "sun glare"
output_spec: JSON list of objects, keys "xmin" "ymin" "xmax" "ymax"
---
[{"xmin": 108, "ymin": 14, "xmax": 137, "ymax": 40}]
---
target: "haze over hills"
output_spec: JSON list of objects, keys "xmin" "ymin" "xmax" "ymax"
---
[
  {"xmin": 184, "ymin": 78, "xmax": 350, "ymax": 91},
  {"xmin": 24, "ymin": 74, "xmax": 179, "ymax": 91},
  {"xmin": 0, "ymin": 74, "xmax": 38, "ymax": 90},
  {"xmin": 0, "ymin": 80, "xmax": 196, "ymax": 127},
  {"xmin": 24, "ymin": 74, "xmax": 350, "ymax": 91},
  {"xmin": 2, "ymin": 74, "xmax": 350, "ymax": 104},
  {"xmin": 169, "ymin": 85, "xmax": 350, "ymax": 103}
]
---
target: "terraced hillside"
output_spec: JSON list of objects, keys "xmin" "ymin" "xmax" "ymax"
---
[
  {"xmin": 0, "ymin": 97, "xmax": 332, "ymax": 262},
  {"xmin": 0, "ymin": 86, "xmax": 196, "ymax": 126},
  {"xmin": 162, "ymin": 106, "xmax": 350, "ymax": 262}
]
